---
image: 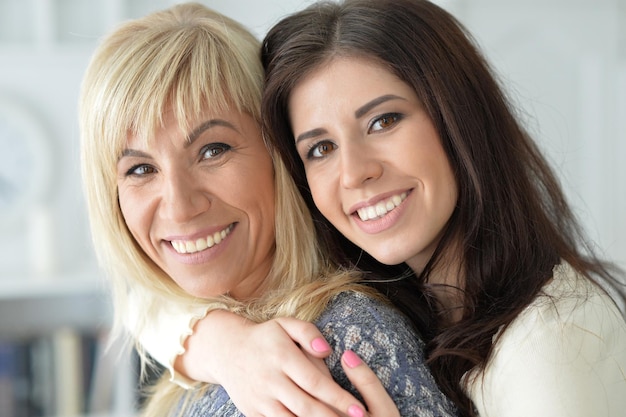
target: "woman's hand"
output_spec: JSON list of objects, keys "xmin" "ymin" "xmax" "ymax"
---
[
  {"xmin": 175, "ymin": 310, "xmax": 366, "ymax": 416},
  {"xmin": 341, "ymin": 351, "xmax": 400, "ymax": 417}
]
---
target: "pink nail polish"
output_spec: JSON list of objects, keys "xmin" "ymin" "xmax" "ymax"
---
[
  {"xmin": 348, "ymin": 404, "xmax": 365, "ymax": 417},
  {"xmin": 311, "ymin": 337, "xmax": 331, "ymax": 353},
  {"xmin": 343, "ymin": 350, "xmax": 362, "ymax": 368}
]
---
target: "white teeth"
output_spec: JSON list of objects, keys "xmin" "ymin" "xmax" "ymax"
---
[
  {"xmin": 356, "ymin": 192, "xmax": 407, "ymax": 221},
  {"xmin": 195, "ymin": 238, "xmax": 208, "ymax": 251},
  {"xmin": 171, "ymin": 224, "xmax": 233, "ymax": 254},
  {"xmin": 172, "ymin": 241, "xmax": 185, "ymax": 253}
]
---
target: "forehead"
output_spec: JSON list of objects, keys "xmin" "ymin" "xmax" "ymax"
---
[
  {"xmin": 123, "ymin": 104, "xmax": 257, "ymax": 148},
  {"xmin": 288, "ymin": 56, "xmax": 416, "ymax": 120},
  {"xmin": 296, "ymin": 56, "xmax": 410, "ymax": 96}
]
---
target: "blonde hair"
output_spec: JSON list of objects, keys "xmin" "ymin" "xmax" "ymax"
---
[{"xmin": 79, "ymin": 3, "xmax": 371, "ymax": 415}]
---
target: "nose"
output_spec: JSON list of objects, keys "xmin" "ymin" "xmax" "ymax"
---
[
  {"xmin": 339, "ymin": 143, "xmax": 383, "ymax": 189},
  {"xmin": 160, "ymin": 170, "xmax": 211, "ymax": 223}
]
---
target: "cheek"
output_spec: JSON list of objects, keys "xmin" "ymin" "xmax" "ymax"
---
[
  {"xmin": 117, "ymin": 187, "xmax": 131, "ymax": 224},
  {"xmin": 118, "ymin": 187, "xmax": 149, "ymax": 242},
  {"xmin": 229, "ymin": 164, "xmax": 276, "ymax": 222},
  {"xmin": 431, "ymin": 152, "xmax": 457, "ymax": 198},
  {"xmin": 257, "ymin": 177, "xmax": 276, "ymax": 220},
  {"xmin": 306, "ymin": 169, "xmax": 336, "ymax": 217}
]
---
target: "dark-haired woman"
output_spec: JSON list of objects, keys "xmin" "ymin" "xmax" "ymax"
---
[{"xmin": 139, "ymin": 1, "xmax": 626, "ymax": 416}]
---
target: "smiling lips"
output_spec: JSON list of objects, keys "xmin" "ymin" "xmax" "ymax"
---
[
  {"xmin": 171, "ymin": 224, "xmax": 234, "ymax": 254},
  {"xmin": 355, "ymin": 192, "xmax": 408, "ymax": 221}
]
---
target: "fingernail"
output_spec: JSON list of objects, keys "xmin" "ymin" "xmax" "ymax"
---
[
  {"xmin": 348, "ymin": 404, "xmax": 365, "ymax": 417},
  {"xmin": 311, "ymin": 337, "xmax": 331, "ymax": 353},
  {"xmin": 342, "ymin": 350, "xmax": 362, "ymax": 368}
]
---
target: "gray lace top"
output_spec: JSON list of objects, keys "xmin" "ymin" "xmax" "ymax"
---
[{"xmin": 180, "ymin": 291, "xmax": 458, "ymax": 416}]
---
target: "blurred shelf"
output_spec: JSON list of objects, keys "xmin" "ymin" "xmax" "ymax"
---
[
  {"xmin": 0, "ymin": 266, "xmax": 106, "ymax": 300},
  {"xmin": 0, "ymin": 266, "xmax": 112, "ymax": 338}
]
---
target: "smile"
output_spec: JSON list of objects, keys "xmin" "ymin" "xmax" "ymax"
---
[
  {"xmin": 356, "ymin": 192, "xmax": 408, "ymax": 221},
  {"xmin": 171, "ymin": 224, "xmax": 234, "ymax": 254}
]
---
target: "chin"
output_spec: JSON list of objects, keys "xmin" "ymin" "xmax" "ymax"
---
[
  {"xmin": 179, "ymin": 285, "xmax": 221, "ymax": 299},
  {"xmin": 370, "ymin": 251, "xmax": 409, "ymax": 267}
]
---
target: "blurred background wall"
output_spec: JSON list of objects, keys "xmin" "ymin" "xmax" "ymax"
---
[{"xmin": 0, "ymin": 0, "xmax": 624, "ymax": 281}]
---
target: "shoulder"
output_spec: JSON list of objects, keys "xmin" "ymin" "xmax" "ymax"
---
[
  {"xmin": 318, "ymin": 290, "xmax": 459, "ymax": 417},
  {"xmin": 315, "ymin": 290, "xmax": 426, "ymax": 360},
  {"xmin": 467, "ymin": 262, "xmax": 626, "ymax": 417},
  {"xmin": 316, "ymin": 290, "xmax": 417, "ymax": 333},
  {"xmin": 523, "ymin": 262, "xmax": 626, "ymax": 340}
]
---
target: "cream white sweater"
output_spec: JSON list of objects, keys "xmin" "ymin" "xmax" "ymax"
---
[{"xmin": 465, "ymin": 263, "xmax": 626, "ymax": 417}]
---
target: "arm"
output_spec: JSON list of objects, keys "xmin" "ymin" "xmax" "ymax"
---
[
  {"xmin": 183, "ymin": 310, "xmax": 428, "ymax": 417},
  {"xmin": 126, "ymin": 291, "xmax": 214, "ymax": 388},
  {"xmin": 178, "ymin": 310, "xmax": 369, "ymax": 416},
  {"xmin": 135, "ymin": 299, "xmax": 369, "ymax": 416}
]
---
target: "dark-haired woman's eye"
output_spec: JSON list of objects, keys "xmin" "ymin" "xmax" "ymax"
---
[
  {"xmin": 307, "ymin": 140, "xmax": 337, "ymax": 159},
  {"xmin": 369, "ymin": 113, "xmax": 402, "ymax": 133}
]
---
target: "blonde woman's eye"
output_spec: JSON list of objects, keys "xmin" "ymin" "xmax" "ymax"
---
[
  {"xmin": 201, "ymin": 143, "xmax": 231, "ymax": 160},
  {"xmin": 126, "ymin": 164, "xmax": 156, "ymax": 177},
  {"xmin": 369, "ymin": 113, "xmax": 402, "ymax": 132},
  {"xmin": 307, "ymin": 141, "xmax": 337, "ymax": 159}
]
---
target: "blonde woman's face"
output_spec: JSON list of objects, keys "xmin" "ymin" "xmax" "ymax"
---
[
  {"xmin": 289, "ymin": 57, "xmax": 458, "ymax": 274},
  {"xmin": 117, "ymin": 108, "xmax": 276, "ymax": 299}
]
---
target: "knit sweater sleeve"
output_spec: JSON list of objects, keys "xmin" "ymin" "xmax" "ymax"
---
[
  {"xmin": 126, "ymin": 290, "xmax": 217, "ymax": 389},
  {"xmin": 316, "ymin": 291, "xmax": 458, "ymax": 417}
]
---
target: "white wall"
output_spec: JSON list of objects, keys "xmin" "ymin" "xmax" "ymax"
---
[
  {"xmin": 456, "ymin": 0, "xmax": 626, "ymax": 269},
  {"xmin": 0, "ymin": 0, "xmax": 623, "ymax": 283},
  {"xmin": 0, "ymin": 0, "xmax": 318, "ymax": 279}
]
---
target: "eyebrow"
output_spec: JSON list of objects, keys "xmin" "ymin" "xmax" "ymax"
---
[
  {"xmin": 119, "ymin": 118, "xmax": 238, "ymax": 159},
  {"xmin": 295, "ymin": 128, "xmax": 329, "ymax": 145},
  {"xmin": 185, "ymin": 119, "xmax": 238, "ymax": 148},
  {"xmin": 354, "ymin": 94, "xmax": 405, "ymax": 118},
  {"xmin": 294, "ymin": 94, "xmax": 405, "ymax": 144},
  {"xmin": 120, "ymin": 149, "xmax": 150, "ymax": 159}
]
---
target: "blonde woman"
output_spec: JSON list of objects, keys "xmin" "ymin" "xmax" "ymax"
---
[{"xmin": 79, "ymin": 3, "xmax": 457, "ymax": 416}]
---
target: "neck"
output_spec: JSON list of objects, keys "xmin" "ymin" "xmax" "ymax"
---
[
  {"xmin": 410, "ymin": 245, "xmax": 465, "ymax": 325},
  {"xmin": 428, "ymin": 280, "xmax": 464, "ymax": 325}
]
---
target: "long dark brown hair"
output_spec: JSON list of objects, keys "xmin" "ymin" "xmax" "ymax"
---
[{"xmin": 261, "ymin": 0, "xmax": 624, "ymax": 415}]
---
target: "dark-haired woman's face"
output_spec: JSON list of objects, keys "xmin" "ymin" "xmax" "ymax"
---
[{"xmin": 288, "ymin": 57, "xmax": 458, "ymax": 273}]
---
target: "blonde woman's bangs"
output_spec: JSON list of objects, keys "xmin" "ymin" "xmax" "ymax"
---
[{"xmin": 88, "ymin": 3, "xmax": 263, "ymax": 153}]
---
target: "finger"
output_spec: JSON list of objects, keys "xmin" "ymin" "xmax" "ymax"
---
[
  {"xmin": 287, "ymin": 361, "xmax": 364, "ymax": 416},
  {"xmin": 216, "ymin": 319, "xmax": 333, "ymax": 417},
  {"xmin": 236, "ymin": 318, "xmax": 361, "ymax": 416},
  {"xmin": 259, "ymin": 376, "xmax": 344, "ymax": 417},
  {"xmin": 271, "ymin": 342, "xmax": 362, "ymax": 416},
  {"xmin": 278, "ymin": 350, "xmax": 355, "ymax": 416},
  {"xmin": 251, "ymin": 400, "xmax": 297, "ymax": 417},
  {"xmin": 341, "ymin": 350, "xmax": 399, "ymax": 417},
  {"xmin": 274, "ymin": 317, "xmax": 333, "ymax": 358}
]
